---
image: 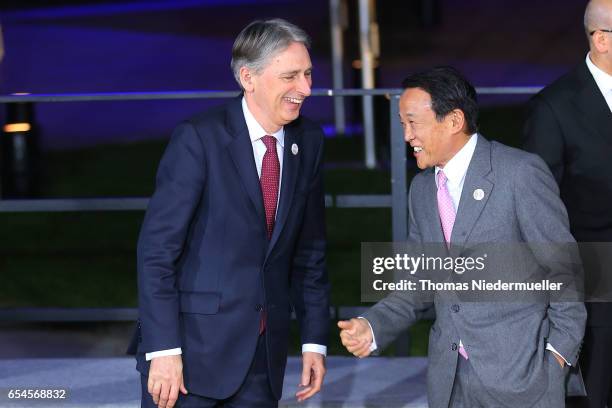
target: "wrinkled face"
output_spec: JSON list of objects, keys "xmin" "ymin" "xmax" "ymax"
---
[
  {"xmin": 399, "ymin": 87, "xmax": 455, "ymax": 170},
  {"xmin": 242, "ymin": 42, "xmax": 312, "ymax": 133}
]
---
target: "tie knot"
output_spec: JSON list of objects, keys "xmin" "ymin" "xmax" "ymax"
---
[
  {"xmin": 437, "ymin": 170, "xmax": 448, "ymax": 187},
  {"xmin": 262, "ymin": 135, "xmax": 276, "ymax": 150}
]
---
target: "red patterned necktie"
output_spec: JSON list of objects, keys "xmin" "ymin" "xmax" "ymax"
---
[
  {"xmin": 258, "ymin": 135, "xmax": 279, "ymax": 335},
  {"xmin": 260, "ymin": 135, "xmax": 280, "ymax": 240}
]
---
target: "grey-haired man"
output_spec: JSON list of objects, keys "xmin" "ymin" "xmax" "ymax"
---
[{"xmin": 130, "ymin": 19, "xmax": 330, "ymax": 408}]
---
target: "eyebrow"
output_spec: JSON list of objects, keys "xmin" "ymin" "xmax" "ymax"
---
[{"xmin": 280, "ymin": 67, "xmax": 313, "ymax": 76}]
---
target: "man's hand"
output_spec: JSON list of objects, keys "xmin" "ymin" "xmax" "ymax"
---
[
  {"xmin": 148, "ymin": 355, "xmax": 188, "ymax": 408},
  {"xmin": 338, "ymin": 318, "xmax": 373, "ymax": 358},
  {"xmin": 551, "ymin": 351, "xmax": 565, "ymax": 368},
  {"xmin": 295, "ymin": 352, "xmax": 326, "ymax": 402}
]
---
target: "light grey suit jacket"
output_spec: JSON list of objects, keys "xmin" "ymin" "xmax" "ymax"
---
[{"xmin": 363, "ymin": 135, "xmax": 586, "ymax": 408}]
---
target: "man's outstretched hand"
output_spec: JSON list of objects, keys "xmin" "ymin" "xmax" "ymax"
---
[{"xmin": 338, "ymin": 318, "xmax": 373, "ymax": 358}]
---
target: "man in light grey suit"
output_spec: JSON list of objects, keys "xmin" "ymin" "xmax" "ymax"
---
[{"xmin": 338, "ymin": 66, "xmax": 586, "ymax": 407}]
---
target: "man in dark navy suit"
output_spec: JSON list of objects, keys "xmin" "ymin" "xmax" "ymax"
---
[
  {"xmin": 131, "ymin": 19, "xmax": 330, "ymax": 408},
  {"xmin": 524, "ymin": 1, "xmax": 612, "ymax": 406}
]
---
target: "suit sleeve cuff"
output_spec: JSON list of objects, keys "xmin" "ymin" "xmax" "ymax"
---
[
  {"xmin": 302, "ymin": 344, "xmax": 327, "ymax": 356},
  {"xmin": 145, "ymin": 348, "xmax": 182, "ymax": 361},
  {"xmin": 546, "ymin": 343, "xmax": 571, "ymax": 366},
  {"xmin": 358, "ymin": 317, "xmax": 378, "ymax": 352}
]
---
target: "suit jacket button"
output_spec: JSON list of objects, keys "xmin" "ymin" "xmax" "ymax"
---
[
  {"xmin": 451, "ymin": 343, "xmax": 458, "ymax": 351},
  {"xmin": 451, "ymin": 304, "xmax": 460, "ymax": 313}
]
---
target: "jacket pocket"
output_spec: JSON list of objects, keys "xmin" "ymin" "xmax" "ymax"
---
[{"xmin": 179, "ymin": 291, "xmax": 221, "ymax": 315}]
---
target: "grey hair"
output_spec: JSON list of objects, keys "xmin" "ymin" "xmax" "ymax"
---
[{"xmin": 230, "ymin": 18, "xmax": 311, "ymax": 88}]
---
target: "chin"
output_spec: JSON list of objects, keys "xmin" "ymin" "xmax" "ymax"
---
[{"xmin": 283, "ymin": 112, "xmax": 300, "ymax": 122}]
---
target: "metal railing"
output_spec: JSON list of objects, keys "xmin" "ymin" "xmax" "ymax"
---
[{"xmin": 1, "ymin": 87, "xmax": 541, "ymax": 354}]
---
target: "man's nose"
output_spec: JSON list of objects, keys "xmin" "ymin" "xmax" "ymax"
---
[
  {"xmin": 404, "ymin": 127, "xmax": 414, "ymax": 143},
  {"xmin": 298, "ymin": 75, "xmax": 312, "ymax": 96}
]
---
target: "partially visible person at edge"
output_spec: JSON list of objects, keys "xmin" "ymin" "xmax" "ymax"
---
[{"xmin": 524, "ymin": 2, "xmax": 612, "ymax": 407}]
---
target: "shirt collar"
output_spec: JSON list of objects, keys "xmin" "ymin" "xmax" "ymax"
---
[
  {"xmin": 435, "ymin": 133, "xmax": 478, "ymax": 187},
  {"xmin": 241, "ymin": 97, "xmax": 285, "ymax": 148},
  {"xmin": 586, "ymin": 53, "xmax": 612, "ymax": 94}
]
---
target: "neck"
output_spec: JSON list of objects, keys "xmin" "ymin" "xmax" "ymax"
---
[
  {"xmin": 439, "ymin": 133, "xmax": 472, "ymax": 169},
  {"xmin": 244, "ymin": 94, "xmax": 281, "ymax": 134},
  {"xmin": 590, "ymin": 51, "xmax": 612, "ymax": 76}
]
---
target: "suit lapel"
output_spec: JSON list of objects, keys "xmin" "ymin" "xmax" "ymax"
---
[
  {"xmin": 451, "ymin": 135, "xmax": 494, "ymax": 247},
  {"xmin": 225, "ymin": 98, "xmax": 266, "ymax": 224},
  {"xmin": 268, "ymin": 123, "xmax": 301, "ymax": 252},
  {"xmin": 571, "ymin": 62, "xmax": 612, "ymax": 145}
]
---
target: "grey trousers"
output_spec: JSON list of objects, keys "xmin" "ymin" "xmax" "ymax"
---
[{"xmin": 449, "ymin": 352, "xmax": 567, "ymax": 408}]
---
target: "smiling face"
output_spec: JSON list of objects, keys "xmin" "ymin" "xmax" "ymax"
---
[
  {"xmin": 399, "ymin": 87, "xmax": 469, "ymax": 170},
  {"xmin": 241, "ymin": 41, "xmax": 312, "ymax": 133}
]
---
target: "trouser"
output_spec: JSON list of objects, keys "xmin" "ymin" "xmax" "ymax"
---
[
  {"xmin": 448, "ymin": 352, "xmax": 566, "ymax": 408},
  {"xmin": 141, "ymin": 334, "xmax": 277, "ymax": 408},
  {"xmin": 573, "ymin": 326, "xmax": 612, "ymax": 408}
]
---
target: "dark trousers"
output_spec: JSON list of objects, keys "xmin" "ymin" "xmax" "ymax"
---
[
  {"xmin": 572, "ymin": 326, "xmax": 612, "ymax": 408},
  {"xmin": 141, "ymin": 334, "xmax": 277, "ymax": 408}
]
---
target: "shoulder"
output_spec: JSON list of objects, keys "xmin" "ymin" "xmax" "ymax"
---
[
  {"xmin": 171, "ymin": 99, "xmax": 238, "ymax": 146},
  {"xmin": 534, "ymin": 63, "xmax": 584, "ymax": 103},
  {"xmin": 489, "ymin": 141, "xmax": 553, "ymax": 182},
  {"xmin": 185, "ymin": 101, "xmax": 230, "ymax": 128},
  {"xmin": 409, "ymin": 168, "xmax": 433, "ymax": 194}
]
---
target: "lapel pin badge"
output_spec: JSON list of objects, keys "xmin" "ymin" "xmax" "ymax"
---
[
  {"xmin": 291, "ymin": 143, "xmax": 299, "ymax": 155},
  {"xmin": 473, "ymin": 188, "xmax": 485, "ymax": 201}
]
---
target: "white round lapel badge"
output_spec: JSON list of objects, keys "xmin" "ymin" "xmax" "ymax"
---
[
  {"xmin": 291, "ymin": 143, "xmax": 299, "ymax": 155},
  {"xmin": 473, "ymin": 188, "xmax": 485, "ymax": 201}
]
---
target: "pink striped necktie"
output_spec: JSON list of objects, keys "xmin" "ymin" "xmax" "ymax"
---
[
  {"xmin": 437, "ymin": 170, "xmax": 468, "ymax": 360},
  {"xmin": 437, "ymin": 170, "xmax": 456, "ymax": 246}
]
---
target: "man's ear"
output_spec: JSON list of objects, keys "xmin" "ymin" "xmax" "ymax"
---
[
  {"xmin": 592, "ymin": 30, "xmax": 611, "ymax": 54},
  {"xmin": 240, "ymin": 66, "xmax": 255, "ymax": 93},
  {"xmin": 449, "ymin": 109, "xmax": 466, "ymax": 133}
]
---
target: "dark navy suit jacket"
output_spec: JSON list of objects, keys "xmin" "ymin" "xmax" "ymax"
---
[{"xmin": 131, "ymin": 97, "xmax": 330, "ymax": 400}]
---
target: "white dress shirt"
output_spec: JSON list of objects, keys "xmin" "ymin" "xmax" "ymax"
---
[
  {"xmin": 146, "ymin": 98, "xmax": 326, "ymax": 360},
  {"xmin": 586, "ymin": 53, "xmax": 612, "ymax": 113},
  {"xmin": 366, "ymin": 134, "xmax": 568, "ymax": 363}
]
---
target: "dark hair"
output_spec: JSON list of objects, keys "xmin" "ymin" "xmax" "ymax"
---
[
  {"xmin": 401, "ymin": 66, "xmax": 479, "ymax": 134},
  {"xmin": 231, "ymin": 19, "xmax": 310, "ymax": 88}
]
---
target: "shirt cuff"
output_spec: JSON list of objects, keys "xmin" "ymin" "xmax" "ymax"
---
[
  {"xmin": 302, "ymin": 344, "xmax": 327, "ymax": 356},
  {"xmin": 145, "ymin": 348, "xmax": 182, "ymax": 361},
  {"xmin": 357, "ymin": 317, "xmax": 377, "ymax": 352},
  {"xmin": 546, "ymin": 343, "xmax": 571, "ymax": 366}
]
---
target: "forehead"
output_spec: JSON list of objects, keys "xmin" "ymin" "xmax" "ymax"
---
[
  {"xmin": 263, "ymin": 42, "xmax": 311, "ymax": 72},
  {"xmin": 399, "ymin": 87, "xmax": 433, "ymax": 115}
]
